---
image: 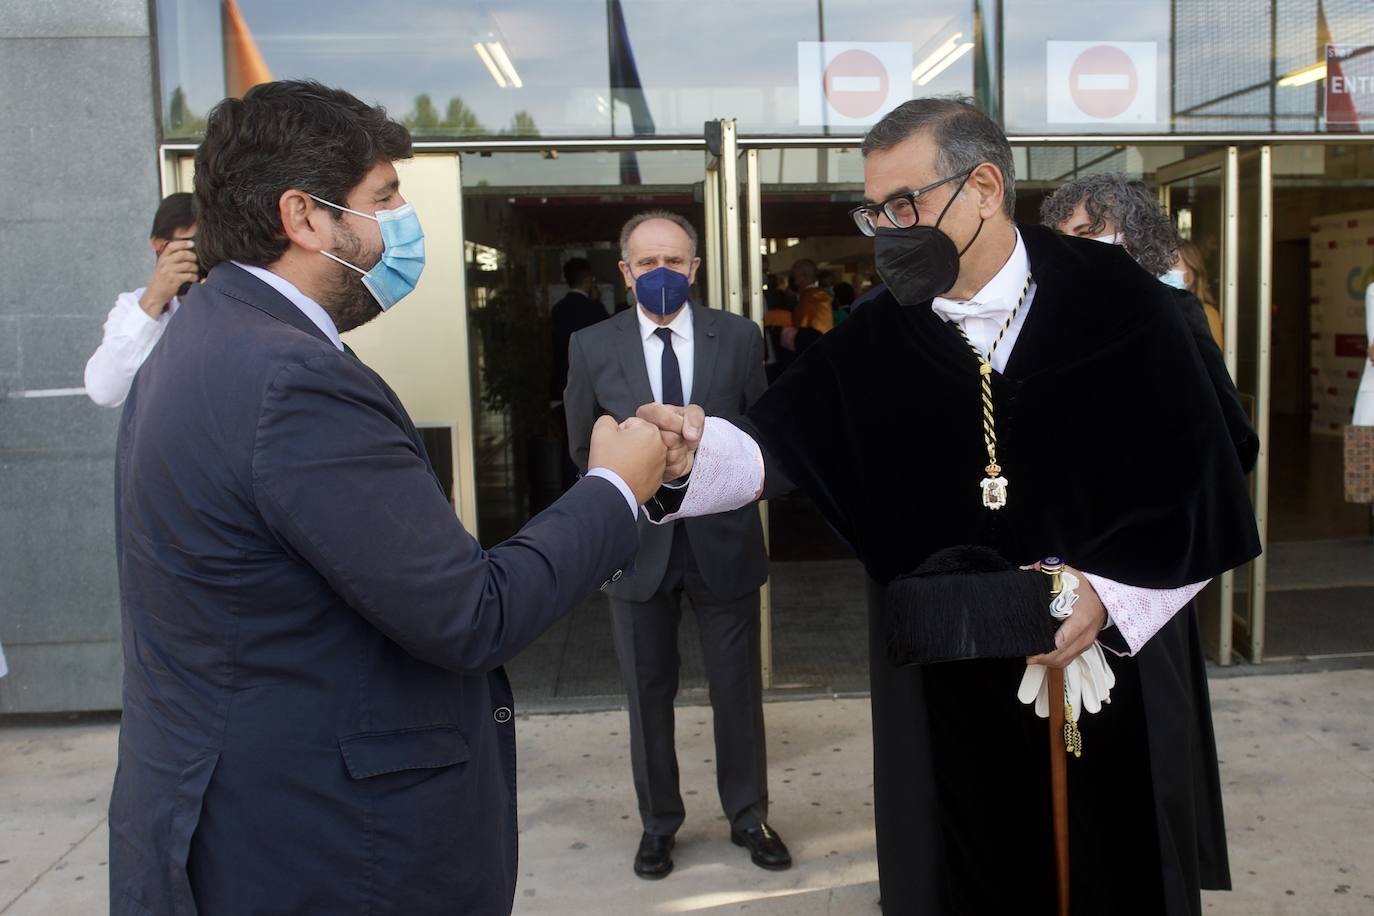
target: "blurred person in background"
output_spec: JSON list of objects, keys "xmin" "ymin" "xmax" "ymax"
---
[{"xmin": 84, "ymin": 193, "xmax": 200, "ymax": 407}]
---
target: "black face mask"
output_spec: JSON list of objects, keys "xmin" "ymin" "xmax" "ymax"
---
[{"xmin": 873, "ymin": 172, "xmax": 984, "ymax": 306}]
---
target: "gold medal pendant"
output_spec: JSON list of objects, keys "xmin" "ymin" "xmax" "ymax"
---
[
  {"xmin": 951, "ymin": 272, "xmax": 1033, "ymax": 512},
  {"xmin": 980, "ymin": 462, "xmax": 1008, "ymax": 510}
]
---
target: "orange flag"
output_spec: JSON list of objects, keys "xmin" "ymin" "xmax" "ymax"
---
[{"xmin": 223, "ymin": 0, "xmax": 272, "ymax": 99}]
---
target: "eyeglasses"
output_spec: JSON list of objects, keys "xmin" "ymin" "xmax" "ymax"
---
[{"xmin": 849, "ymin": 167, "xmax": 976, "ymax": 237}]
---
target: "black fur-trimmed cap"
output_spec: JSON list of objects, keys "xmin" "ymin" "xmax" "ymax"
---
[{"xmin": 885, "ymin": 546, "xmax": 1059, "ymax": 666}]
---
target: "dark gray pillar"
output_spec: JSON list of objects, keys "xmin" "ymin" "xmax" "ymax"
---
[{"xmin": 0, "ymin": 0, "xmax": 160, "ymax": 712}]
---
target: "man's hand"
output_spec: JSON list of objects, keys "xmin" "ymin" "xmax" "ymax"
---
[
  {"xmin": 635, "ymin": 403, "xmax": 705, "ymax": 481},
  {"xmin": 1026, "ymin": 565, "xmax": 1107, "ymax": 669},
  {"xmin": 140, "ymin": 240, "xmax": 199, "ymax": 319},
  {"xmin": 588, "ymin": 415, "xmax": 667, "ymax": 506}
]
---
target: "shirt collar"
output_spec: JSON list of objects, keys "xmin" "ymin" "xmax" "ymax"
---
[
  {"xmin": 637, "ymin": 303, "xmax": 695, "ymax": 343},
  {"xmin": 233, "ymin": 262, "xmax": 344, "ymax": 352},
  {"xmin": 931, "ymin": 229, "xmax": 1030, "ymax": 324}
]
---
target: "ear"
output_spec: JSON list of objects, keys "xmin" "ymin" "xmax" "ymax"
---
[
  {"xmin": 687, "ymin": 256, "xmax": 702, "ymax": 287},
  {"xmin": 618, "ymin": 259, "xmax": 635, "ymax": 291},
  {"xmin": 150, "ymin": 238, "xmax": 167, "ymax": 256},
  {"xmin": 969, "ymin": 162, "xmax": 1005, "ymax": 220},
  {"xmin": 279, "ymin": 189, "xmax": 333, "ymax": 254}
]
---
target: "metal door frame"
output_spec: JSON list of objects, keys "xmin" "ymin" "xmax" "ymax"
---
[{"xmin": 1157, "ymin": 146, "xmax": 1273, "ymax": 665}]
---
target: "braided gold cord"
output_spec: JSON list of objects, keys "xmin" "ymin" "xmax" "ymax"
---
[{"xmin": 951, "ymin": 273, "xmax": 1034, "ymax": 471}]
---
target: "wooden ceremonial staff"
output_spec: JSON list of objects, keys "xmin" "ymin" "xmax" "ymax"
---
[{"xmin": 1043, "ymin": 562, "xmax": 1071, "ymax": 916}]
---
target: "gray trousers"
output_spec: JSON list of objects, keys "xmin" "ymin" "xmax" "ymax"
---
[{"xmin": 609, "ymin": 531, "xmax": 768, "ymax": 837}]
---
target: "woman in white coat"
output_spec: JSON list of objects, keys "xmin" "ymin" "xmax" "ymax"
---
[{"xmin": 1356, "ymin": 283, "xmax": 1374, "ymax": 426}]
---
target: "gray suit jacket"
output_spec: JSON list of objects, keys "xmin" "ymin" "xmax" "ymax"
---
[{"xmin": 565, "ymin": 304, "xmax": 769, "ymax": 602}]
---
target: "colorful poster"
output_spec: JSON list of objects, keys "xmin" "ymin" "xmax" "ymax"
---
[{"xmin": 1309, "ymin": 209, "xmax": 1374, "ymax": 434}]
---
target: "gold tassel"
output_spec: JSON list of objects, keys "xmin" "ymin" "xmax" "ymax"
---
[{"xmin": 1063, "ymin": 703, "xmax": 1083, "ymax": 758}]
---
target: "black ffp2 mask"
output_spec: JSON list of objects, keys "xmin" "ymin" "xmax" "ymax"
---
[{"xmin": 873, "ymin": 173, "xmax": 983, "ymax": 307}]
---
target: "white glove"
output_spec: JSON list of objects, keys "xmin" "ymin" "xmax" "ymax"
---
[{"xmin": 1017, "ymin": 642, "xmax": 1115, "ymax": 722}]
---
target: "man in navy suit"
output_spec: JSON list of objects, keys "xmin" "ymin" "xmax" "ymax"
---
[{"xmin": 108, "ymin": 80, "xmax": 666, "ymax": 916}]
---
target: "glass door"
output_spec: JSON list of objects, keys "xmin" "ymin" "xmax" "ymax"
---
[
  {"xmin": 1158, "ymin": 147, "xmax": 1275, "ymax": 665},
  {"xmin": 725, "ymin": 132, "xmax": 875, "ymax": 694}
]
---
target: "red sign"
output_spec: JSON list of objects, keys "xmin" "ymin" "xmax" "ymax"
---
[
  {"xmin": 1336, "ymin": 334, "xmax": 1369, "ymax": 358},
  {"xmin": 1069, "ymin": 45, "xmax": 1139, "ymax": 119},
  {"xmin": 823, "ymin": 50, "xmax": 890, "ymax": 120}
]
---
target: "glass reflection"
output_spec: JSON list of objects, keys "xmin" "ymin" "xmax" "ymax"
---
[{"xmin": 156, "ymin": 0, "xmax": 978, "ymax": 140}]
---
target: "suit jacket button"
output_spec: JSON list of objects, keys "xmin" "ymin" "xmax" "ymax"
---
[
  {"xmin": 611, "ymin": 570, "xmax": 623, "ymax": 582},
  {"xmin": 494, "ymin": 706, "xmax": 513, "ymax": 724}
]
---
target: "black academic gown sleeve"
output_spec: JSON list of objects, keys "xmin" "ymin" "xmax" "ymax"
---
[{"xmin": 1169, "ymin": 286, "xmax": 1258, "ymax": 473}]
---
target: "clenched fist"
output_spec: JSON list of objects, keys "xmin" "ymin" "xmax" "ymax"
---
[
  {"xmin": 635, "ymin": 403, "xmax": 705, "ymax": 481},
  {"xmin": 588, "ymin": 415, "xmax": 667, "ymax": 506},
  {"xmin": 141, "ymin": 240, "xmax": 200, "ymax": 318}
]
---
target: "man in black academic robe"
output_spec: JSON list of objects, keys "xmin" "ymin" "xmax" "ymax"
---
[{"xmin": 636, "ymin": 98, "xmax": 1260, "ymax": 915}]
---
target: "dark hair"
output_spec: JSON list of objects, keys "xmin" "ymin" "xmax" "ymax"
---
[
  {"xmin": 833, "ymin": 281, "xmax": 855, "ymax": 307},
  {"xmin": 1039, "ymin": 172, "xmax": 1179, "ymax": 276},
  {"xmin": 193, "ymin": 80, "xmax": 412, "ymax": 270},
  {"xmin": 562, "ymin": 257, "xmax": 593, "ymax": 287},
  {"xmin": 150, "ymin": 192, "xmax": 195, "ymax": 240},
  {"xmin": 862, "ymin": 97, "xmax": 1016, "ymax": 219}
]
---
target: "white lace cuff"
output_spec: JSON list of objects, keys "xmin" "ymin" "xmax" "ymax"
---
[
  {"xmin": 1083, "ymin": 573, "xmax": 1210, "ymax": 656},
  {"xmin": 651, "ymin": 417, "xmax": 764, "ymax": 523}
]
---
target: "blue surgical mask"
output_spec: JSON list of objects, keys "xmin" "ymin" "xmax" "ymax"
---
[
  {"xmin": 311, "ymin": 195, "xmax": 425, "ymax": 310},
  {"xmin": 1159, "ymin": 268, "xmax": 1187, "ymax": 289},
  {"xmin": 632, "ymin": 266, "xmax": 692, "ymax": 316}
]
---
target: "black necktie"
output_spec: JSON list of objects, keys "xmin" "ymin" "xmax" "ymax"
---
[{"xmin": 654, "ymin": 327, "xmax": 684, "ymax": 406}]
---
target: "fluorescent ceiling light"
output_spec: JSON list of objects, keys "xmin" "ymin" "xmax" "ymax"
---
[
  {"xmin": 1277, "ymin": 61, "xmax": 1326, "ymax": 87},
  {"xmin": 487, "ymin": 41, "xmax": 523, "ymax": 89},
  {"xmin": 912, "ymin": 33, "xmax": 962, "ymax": 83},
  {"xmin": 917, "ymin": 41, "xmax": 974, "ymax": 86},
  {"xmin": 474, "ymin": 42, "xmax": 507, "ymax": 88}
]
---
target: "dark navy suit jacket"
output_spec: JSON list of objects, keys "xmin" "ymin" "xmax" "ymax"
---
[{"xmin": 108, "ymin": 264, "xmax": 637, "ymax": 916}]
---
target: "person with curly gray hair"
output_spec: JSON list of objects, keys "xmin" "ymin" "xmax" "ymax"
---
[
  {"xmin": 1042, "ymin": 172, "xmax": 1258, "ymax": 473},
  {"xmin": 1040, "ymin": 172, "xmax": 1181, "ymax": 279}
]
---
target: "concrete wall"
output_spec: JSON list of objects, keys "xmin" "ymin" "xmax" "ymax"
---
[{"xmin": 0, "ymin": 1, "xmax": 161, "ymax": 712}]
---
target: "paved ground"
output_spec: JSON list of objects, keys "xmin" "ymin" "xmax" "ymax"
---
[{"xmin": 2, "ymin": 668, "xmax": 1372, "ymax": 915}]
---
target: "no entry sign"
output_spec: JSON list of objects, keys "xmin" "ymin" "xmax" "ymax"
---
[
  {"xmin": 798, "ymin": 42, "xmax": 911, "ymax": 128},
  {"xmin": 1046, "ymin": 41, "xmax": 1160, "ymax": 126}
]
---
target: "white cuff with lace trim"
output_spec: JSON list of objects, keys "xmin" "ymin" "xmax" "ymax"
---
[
  {"xmin": 651, "ymin": 417, "xmax": 764, "ymax": 523},
  {"xmin": 1083, "ymin": 573, "xmax": 1209, "ymax": 656}
]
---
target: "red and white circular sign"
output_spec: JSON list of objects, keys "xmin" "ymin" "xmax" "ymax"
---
[
  {"xmin": 1069, "ymin": 44, "xmax": 1138, "ymax": 119},
  {"xmin": 823, "ymin": 49, "xmax": 890, "ymax": 120}
]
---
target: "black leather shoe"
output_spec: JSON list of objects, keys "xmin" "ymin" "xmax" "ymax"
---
[
  {"xmin": 633, "ymin": 832, "xmax": 674, "ymax": 880},
  {"xmin": 730, "ymin": 822, "xmax": 792, "ymax": 870}
]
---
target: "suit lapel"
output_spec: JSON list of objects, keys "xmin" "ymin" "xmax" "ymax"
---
[
  {"xmin": 691, "ymin": 304, "xmax": 719, "ymax": 406},
  {"xmin": 615, "ymin": 307, "xmax": 656, "ymax": 406}
]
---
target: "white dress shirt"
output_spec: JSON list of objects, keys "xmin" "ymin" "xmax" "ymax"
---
[
  {"xmin": 234, "ymin": 262, "xmax": 345, "ymax": 351},
  {"xmin": 656, "ymin": 232, "xmax": 1209, "ymax": 655},
  {"xmin": 83, "ymin": 290, "xmax": 181, "ymax": 407},
  {"xmin": 637, "ymin": 304, "xmax": 694, "ymax": 404},
  {"xmin": 931, "ymin": 230, "xmax": 1036, "ymax": 372}
]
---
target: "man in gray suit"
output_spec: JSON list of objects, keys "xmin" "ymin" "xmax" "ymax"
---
[{"xmin": 565, "ymin": 211, "xmax": 790, "ymax": 879}]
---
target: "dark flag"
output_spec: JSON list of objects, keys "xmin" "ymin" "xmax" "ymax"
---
[{"xmin": 607, "ymin": 0, "xmax": 655, "ymax": 184}]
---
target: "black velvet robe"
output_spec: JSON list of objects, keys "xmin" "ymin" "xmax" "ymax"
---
[{"xmin": 743, "ymin": 225, "xmax": 1261, "ymax": 915}]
